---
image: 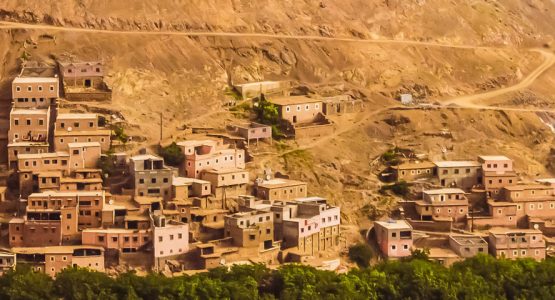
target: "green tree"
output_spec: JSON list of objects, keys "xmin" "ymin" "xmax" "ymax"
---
[
  {"xmin": 113, "ymin": 125, "xmax": 129, "ymax": 144},
  {"xmin": 0, "ymin": 266, "xmax": 55, "ymax": 300},
  {"xmin": 159, "ymin": 142, "xmax": 184, "ymax": 167},
  {"xmin": 54, "ymin": 267, "xmax": 118, "ymax": 300},
  {"xmin": 348, "ymin": 243, "xmax": 374, "ymax": 268}
]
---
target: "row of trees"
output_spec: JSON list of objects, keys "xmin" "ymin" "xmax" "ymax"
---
[{"xmin": 2, "ymin": 254, "xmax": 555, "ymax": 300}]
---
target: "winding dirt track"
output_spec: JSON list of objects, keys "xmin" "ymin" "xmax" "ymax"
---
[{"xmin": 0, "ymin": 21, "xmax": 507, "ymax": 50}]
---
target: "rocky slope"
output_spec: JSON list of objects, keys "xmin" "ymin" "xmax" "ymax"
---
[{"xmin": 1, "ymin": 1, "xmax": 555, "ymax": 229}]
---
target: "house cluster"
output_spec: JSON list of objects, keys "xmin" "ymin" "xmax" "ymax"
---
[
  {"xmin": 234, "ymin": 80, "xmax": 362, "ymax": 139},
  {"xmin": 375, "ymin": 155, "xmax": 555, "ymax": 264},
  {"xmin": 0, "ymin": 69, "xmax": 342, "ymax": 276}
]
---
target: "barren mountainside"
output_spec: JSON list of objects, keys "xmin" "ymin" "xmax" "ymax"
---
[{"xmin": 2, "ymin": 0, "xmax": 555, "ymax": 230}]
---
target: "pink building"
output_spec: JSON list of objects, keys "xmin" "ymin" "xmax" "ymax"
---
[
  {"xmin": 488, "ymin": 228, "xmax": 545, "ymax": 261},
  {"xmin": 478, "ymin": 155, "xmax": 514, "ymax": 174},
  {"xmin": 152, "ymin": 216, "xmax": 189, "ymax": 258},
  {"xmin": 478, "ymin": 155, "xmax": 517, "ymax": 198},
  {"xmin": 374, "ymin": 220, "xmax": 413, "ymax": 258},
  {"xmin": 179, "ymin": 140, "xmax": 245, "ymax": 178},
  {"xmin": 82, "ymin": 228, "xmax": 151, "ymax": 252}
]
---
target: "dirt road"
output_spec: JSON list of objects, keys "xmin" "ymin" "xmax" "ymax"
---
[
  {"xmin": 0, "ymin": 20, "xmax": 505, "ymax": 50},
  {"xmin": 442, "ymin": 49, "xmax": 555, "ymax": 108}
]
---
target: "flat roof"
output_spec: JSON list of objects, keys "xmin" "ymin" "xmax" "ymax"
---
[
  {"xmin": 190, "ymin": 208, "xmax": 228, "ymax": 216},
  {"xmin": 394, "ymin": 161, "xmax": 436, "ymax": 170},
  {"xmin": 449, "ymin": 234, "xmax": 487, "ymax": 245},
  {"xmin": 82, "ymin": 228, "xmax": 149, "ymax": 234},
  {"xmin": 374, "ymin": 219, "xmax": 412, "ymax": 230},
  {"xmin": 257, "ymin": 178, "xmax": 306, "ymax": 189},
  {"xmin": 202, "ymin": 168, "xmax": 247, "ymax": 175},
  {"xmin": 489, "ymin": 227, "xmax": 542, "ymax": 235},
  {"xmin": 130, "ymin": 154, "xmax": 163, "ymax": 161},
  {"xmin": 235, "ymin": 81, "xmax": 283, "ymax": 87},
  {"xmin": 54, "ymin": 129, "xmax": 111, "ymax": 137},
  {"xmin": 478, "ymin": 155, "xmax": 511, "ymax": 161},
  {"xmin": 11, "ymin": 108, "xmax": 49, "ymax": 115},
  {"xmin": 134, "ymin": 196, "xmax": 162, "ymax": 205},
  {"xmin": 12, "ymin": 245, "xmax": 104, "ymax": 254},
  {"xmin": 423, "ymin": 188, "xmax": 466, "ymax": 195},
  {"xmin": 7, "ymin": 142, "xmax": 49, "ymax": 147},
  {"xmin": 29, "ymin": 190, "xmax": 106, "ymax": 197},
  {"xmin": 536, "ymin": 178, "xmax": 555, "ymax": 184},
  {"xmin": 433, "ymin": 161, "xmax": 481, "ymax": 168},
  {"xmin": 503, "ymin": 184, "xmax": 551, "ymax": 191},
  {"xmin": 172, "ymin": 176, "xmax": 210, "ymax": 186},
  {"xmin": 267, "ymin": 95, "xmax": 322, "ymax": 106},
  {"xmin": 13, "ymin": 77, "xmax": 58, "ymax": 84},
  {"xmin": 176, "ymin": 140, "xmax": 218, "ymax": 147},
  {"xmin": 58, "ymin": 61, "xmax": 102, "ymax": 67},
  {"xmin": 293, "ymin": 196, "xmax": 327, "ymax": 203},
  {"xmin": 56, "ymin": 113, "xmax": 97, "ymax": 119},
  {"xmin": 18, "ymin": 152, "xmax": 69, "ymax": 159},
  {"xmin": 68, "ymin": 142, "xmax": 101, "ymax": 148}
]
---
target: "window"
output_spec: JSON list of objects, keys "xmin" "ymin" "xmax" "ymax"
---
[
  {"xmin": 27, "ymin": 86, "xmax": 32, "ymax": 92},
  {"xmin": 50, "ymin": 85, "xmax": 54, "ymax": 91},
  {"xmin": 112, "ymin": 237, "xmax": 117, "ymax": 242},
  {"xmin": 89, "ymin": 122, "xmax": 94, "ymax": 127},
  {"xmin": 391, "ymin": 232, "xmax": 397, "ymax": 238},
  {"xmin": 14, "ymin": 119, "xmax": 19, "ymax": 125},
  {"xmin": 163, "ymin": 178, "xmax": 168, "ymax": 183},
  {"xmin": 139, "ymin": 179, "xmax": 144, "ymax": 184},
  {"xmin": 296, "ymin": 105, "xmax": 301, "ymax": 111},
  {"xmin": 521, "ymin": 250, "xmax": 527, "ymax": 256},
  {"xmin": 26, "ymin": 119, "xmax": 31, "ymax": 125},
  {"xmin": 16, "ymin": 86, "xmax": 20, "ymax": 92},
  {"xmin": 178, "ymin": 233, "xmax": 182, "ymax": 239},
  {"xmin": 391, "ymin": 245, "xmax": 396, "ymax": 250},
  {"xmin": 286, "ymin": 106, "xmax": 290, "ymax": 112},
  {"xmin": 305, "ymin": 104, "xmax": 310, "ymax": 111},
  {"xmin": 151, "ymin": 178, "xmax": 156, "ymax": 184},
  {"xmin": 315, "ymin": 103, "xmax": 320, "ymax": 109},
  {"xmin": 159, "ymin": 236, "xmax": 163, "ymax": 242},
  {"xmin": 38, "ymin": 86, "xmax": 43, "ymax": 91},
  {"xmin": 170, "ymin": 235, "xmax": 174, "ymax": 240},
  {"xmin": 403, "ymin": 245, "xmax": 408, "ymax": 250}
]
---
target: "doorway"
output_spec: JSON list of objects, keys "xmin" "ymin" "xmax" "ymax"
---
[
  {"xmin": 84, "ymin": 79, "xmax": 92, "ymax": 87},
  {"xmin": 293, "ymin": 116, "xmax": 297, "ymax": 123}
]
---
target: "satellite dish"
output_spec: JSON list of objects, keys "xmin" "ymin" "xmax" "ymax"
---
[
  {"xmin": 534, "ymin": 224, "xmax": 539, "ymax": 230},
  {"xmin": 108, "ymin": 199, "xmax": 114, "ymax": 205},
  {"xmin": 67, "ymin": 127, "xmax": 72, "ymax": 132}
]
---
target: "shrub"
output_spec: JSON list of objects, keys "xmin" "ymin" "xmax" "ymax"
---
[
  {"xmin": 348, "ymin": 243, "xmax": 373, "ymax": 268},
  {"xmin": 379, "ymin": 181, "xmax": 409, "ymax": 196},
  {"xmin": 159, "ymin": 142, "xmax": 184, "ymax": 167}
]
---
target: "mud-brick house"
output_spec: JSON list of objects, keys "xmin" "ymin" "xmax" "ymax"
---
[
  {"xmin": 266, "ymin": 95, "xmax": 333, "ymax": 139},
  {"xmin": 58, "ymin": 61, "xmax": 112, "ymax": 101},
  {"xmin": 392, "ymin": 161, "xmax": 436, "ymax": 182},
  {"xmin": 434, "ymin": 160, "xmax": 482, "ymax": 190},
  {"xmin": 415, "ymin": 188, "xmax": 469, "ymax": 223},
  {"xmin": 478, "ymin": 155, "xmax": 518, "ymax": 199},
  {"xmin": 488, "ymin": 228, "xmax": 545, "ymax": 261}
]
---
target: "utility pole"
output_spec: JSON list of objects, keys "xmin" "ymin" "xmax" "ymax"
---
[{"xmin": 159, "ymin": 112, "xmax": 163, "ymax": 150}]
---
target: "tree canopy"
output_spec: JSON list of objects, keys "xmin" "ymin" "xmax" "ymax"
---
[{"xmin": 2, "ymin": 256, "xmax": 555, "ymax": 299}]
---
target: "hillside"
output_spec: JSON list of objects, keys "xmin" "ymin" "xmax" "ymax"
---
[{"xmin": 1, "ymin": 0, "xmax": 555, "ymax": 233}]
